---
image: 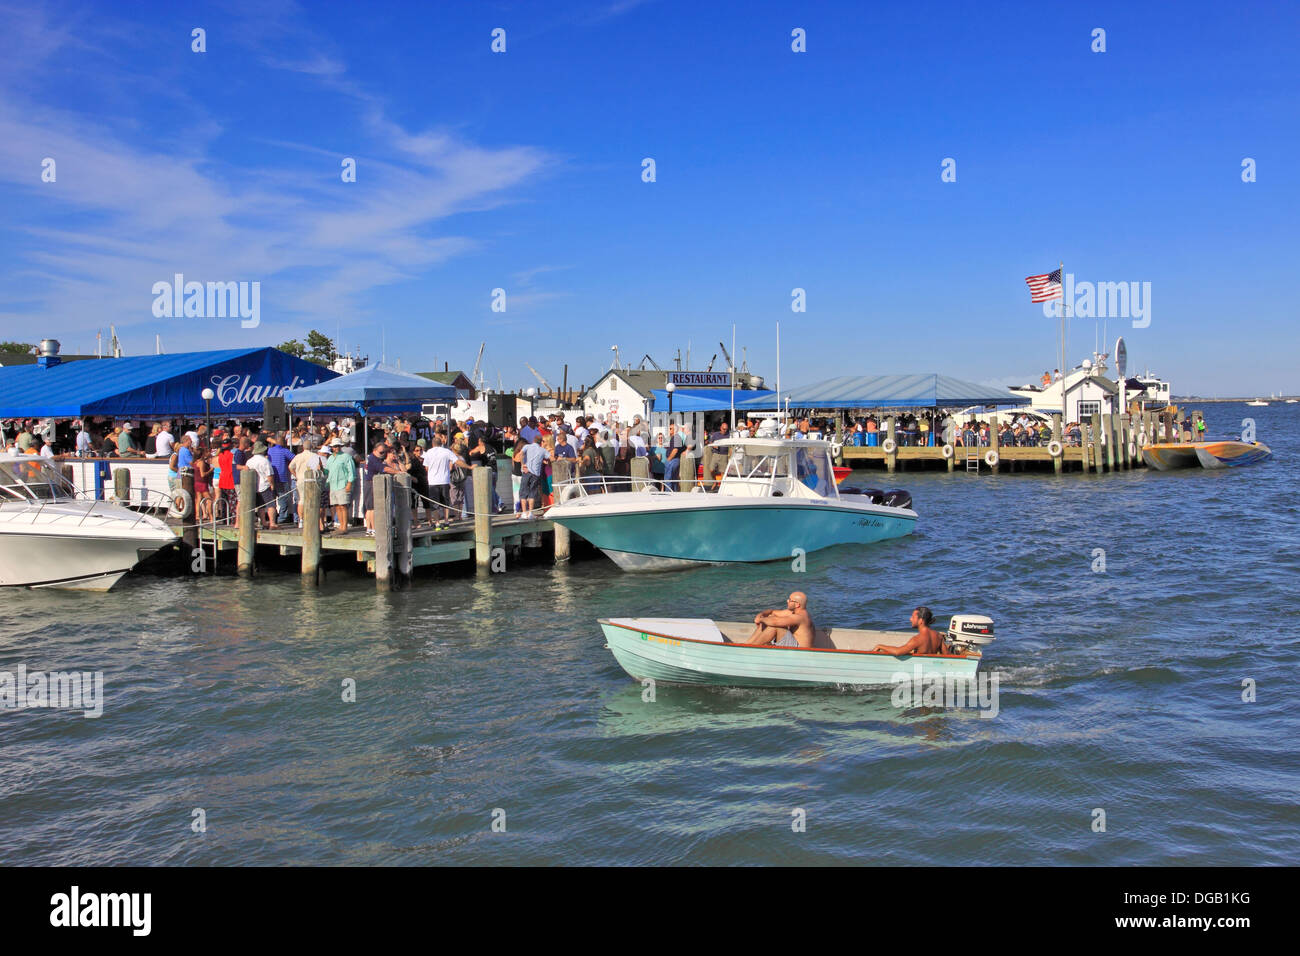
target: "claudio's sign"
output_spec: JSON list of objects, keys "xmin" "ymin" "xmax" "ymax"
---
[{"xmin": 209, "ymin": 373, "xmax": 310, "ymax": 408}]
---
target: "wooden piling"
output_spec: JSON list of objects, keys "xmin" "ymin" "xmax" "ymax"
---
[
  {"xmin": 394, "ymin": 472, "xmax": 413, "ymax": 586},
  {"xmin": 680, "ymin": 453, "xmax": 696, "ymax": 492},
  {"xmin": 301, "ymin": 470, "xmax": 321, "ymax": 585},
  {"xmin": 473, "ymin": 464, "xmax": 492, "ymax": 571},
  {"xmin": 630, "ymin": 455, "xmax": 650, "ymax": 490},
  {"xmin": 113, "ymin": 467, "xmax": 130, "ymax": 505},
  {"xmin": 551, "ymin": 458, "xmax": 573, "ymax": 563},
  {"xmin": 373, "ymin": 473, "xmax": 393, "ymax": 591},
  {"xmin": 1086, "ymin": 413, "xmax": 1100, "ymax": 472},
  {"xmin": 180, "ymin": 467, "xmax": 198, "ymax": 553},
  {"xmin": 1051, "ymin": 413, "xmax": 1063, "ymax": 475},
  {"xmin": 987, "ymin": 420, "xmax": 999, "ymax": 475},
  {"xmin": 237, "ymin": 468, "xmax": 257, "ymax": 576},
  {"xmin": 885, "ymin": 417, "xmax": 898, "ymax": 473},
  {"xmin": 495, "ymin": 455, "xmax": 513, "ymax": 516}
]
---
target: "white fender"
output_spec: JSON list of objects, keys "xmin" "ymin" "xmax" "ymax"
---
[
  {"xmin": 830, "ymin": 441, "xmax": 843, "ymax": 457},
  {"xmin": 941, "ymin": 444, "xmax": 954, "ymax": 459},
  {"xmin": 1047, "ymin": 440, "xmax": 1063, "ymax": 458},
  {"xmin": 882, "ymin": 438, "xmax": 898, "ymax": 454},
  {"xmin": 985, "ymin": 450, "xmax": 999, "ymax": 467}
]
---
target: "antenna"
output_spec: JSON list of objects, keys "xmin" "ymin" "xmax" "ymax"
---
[{"xmin": 776, "ymin": 321, "xmax": 781, "ymax": 422}]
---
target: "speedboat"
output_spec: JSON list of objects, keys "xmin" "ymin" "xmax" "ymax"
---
[
  {"xmin": 1141, "ymin": 440, "xmax": 1272, "ymax": 471},
  {"xmin": 0, "ymin": 455, "xmax": 176, "ymax": 590},
  {"xmin": 547, "ymin": 438, "xmax": 916, "ymax": 571},
  {"xmin": 1245, "ymin": 399, "xmax": 1269, "ymax": 406},
  {"xmin": 1194, "ymin": 440, "xmax": 1272, "ymax": 469},
  {"xmin": 599, "ymin": 615, "xmax": 994, "ymax": 687}
]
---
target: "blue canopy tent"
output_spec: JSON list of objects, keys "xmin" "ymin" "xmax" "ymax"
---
[
  {"xmin": 648, "ymin": 388, "xmax": 776, "ymax": 413},
  {"xmin": 0, "ymin": 347, "xmax": 336, "ymax": 419},
  {"xmin": 779, "ymin": 374, "xmax": 1023, "ymax": 410},
  {"xmin": 284, "ymin": 363, "xmax": 458, "ymax": 450}
]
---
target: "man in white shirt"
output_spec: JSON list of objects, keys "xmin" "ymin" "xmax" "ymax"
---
[
  {"xmin": 246, "ymin": 442, "xmax": 278, "ymax": 528},
  {"xmin": 422, "ymin": 435, "xmax": 466, "ymax": 528},
  {"xmin": 75, "ymin": 427, "xmax": 92, "ymax": 456},
  {"xmin": 155, "ymin": 423, "xmax": 175, "ymax": 460}
]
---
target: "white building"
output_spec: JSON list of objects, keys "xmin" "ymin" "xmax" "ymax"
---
[{"xmin": 1008, "ymin": 359, "xmax": 1122, "ymax": 423}]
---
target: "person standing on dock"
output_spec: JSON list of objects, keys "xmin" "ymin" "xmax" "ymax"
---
[
  {"xmin": 267, "ymin": 433, "xmax": 294, "ymax": 526},
  {"xmin": 324, "ymin": 439, "xmax": 356, "ymax": 534},
  {"xmin": 423, "ymin": 435, "xmax": 468, "ymax": 530}
]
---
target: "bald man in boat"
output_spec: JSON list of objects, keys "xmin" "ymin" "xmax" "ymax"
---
[
  {"xmin": 743, "ymin": 591, "xmax": 816, "ymax": 648},
  {"xmin": 869, "ymin": 607, "xmax": 953, "ymax": 656}
]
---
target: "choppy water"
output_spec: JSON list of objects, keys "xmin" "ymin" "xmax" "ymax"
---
[{"xmin": 2, "ymin": 403, "xmax": 1297, "ymax": 865}]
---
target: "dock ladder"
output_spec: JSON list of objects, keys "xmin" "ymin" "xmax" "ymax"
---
[{"xmin": 965, "ymin": 454, "xmax": 980, "ymax": 473}]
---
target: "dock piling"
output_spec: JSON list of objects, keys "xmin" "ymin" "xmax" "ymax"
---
[
  {"xmin": 301, "ymin": 471, "xmax": 321, "ymax": 585},
  {"xmin": 551, "ymin": 459, "xmax": 572, "ymax": 563},
  {"xmin": 179, "ymin": 467, "xmax": 198, "ymax": 553},
  {"xmin": 473, "ymin": 464, "xmax": 492, "ymax": 571},
  {"xmin": 237, "ymin": 468, "xmax": 257, "ymax": 576},
  {"xmin": 987, "ymin": 421, "xmax": 1000, "ymax": 475},
  {"xmin": 679, "ymin": 453, "xmax": 696, "ymax": 492},
  {"xmin": 885, "ymin": 417, "xmax": 897, "ymax": 473},
  {"xmin": 113, "ymin": 467, "xmax": 130, "ymax": 505},
  {"xmin": 1050, "ymin": 413, "xmax": 1063, "ymax": 474},
  {"xmin": 394, "ymin": 472, "xmax": 413, "ymax": 585},
  {"xmin": 373, "ymin": 474, "xmax": 393, "ymax": 591}
]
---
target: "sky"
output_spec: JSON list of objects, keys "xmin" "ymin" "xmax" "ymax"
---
[{"xmin": 0, "ymin": 0, "xmax": 1296, "ymax": 396}]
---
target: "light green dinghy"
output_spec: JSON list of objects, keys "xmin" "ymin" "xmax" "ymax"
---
[{"xmin": 598, "ymin": 616, "xmax": 995, "ymax": 688}]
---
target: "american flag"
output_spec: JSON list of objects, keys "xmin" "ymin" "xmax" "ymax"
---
[{"xmin": 1025, "ymin": 268, "xmax": 1063, "ymax": 303}]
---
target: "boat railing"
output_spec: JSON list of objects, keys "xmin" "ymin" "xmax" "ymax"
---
[{"xmin": 553, "ymin": 473, "xmax": 671, "ymax": 498}]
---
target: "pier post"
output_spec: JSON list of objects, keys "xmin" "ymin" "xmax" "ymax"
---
[
  {"xmin": 1120, "ymin": 415, "xmax": 1132, "ymax": 469},
  {"xmin": 630, "ymin": 455, "xmax": 650, "ymax": 491},
  {"xmin": 180, "ymin": 467, "xmax": 198, "ymax": 553},
  {"xmin": 1103, "ymin": 414, "xmax": 1116, "ymax": 472},
  {"xmin": 473, "ymin": 464, "xmax": 492, "ymax": 572},
  {"xmin": 495, "ymin": 455, "xmax": 513, "ymax": 517},
  {"xmin": 1089, "ymin": 413, "xmax": 1102, "ymax": 472},
  {"xmin": 987, "ymin": 420, "xmax": 999, "ymax": 476},
  {"xmin": 1050, "ymin": 413, "xmax": 1063, "ymax": 475},
  {"xmin": 237, "ymin": 468, "xmax": 257, "ymax": 576},
  {"xmin": 885, "ymin": 417, "xmax": 897, "ymax": 474},
  {"xmin": 679, "ymin": 453, "xmax": 696, "ymax": 492},
  {"xmin": 301, "ymin": 470, "xmax": 321, "ymax": 585},
  {"xmin": 113, "ymin": 467, "xmax": 130, "ymax": 505},
  {"xmin": 394, "ymin": 472, "xmax": 413, "ymax": 586},
  {"xmin": 551, "ymin": 458, "xmax": 572, "ymax": 563},
  {"xmin": 373, "ymin": 473, "xmax": 393, "ymax": 591}
]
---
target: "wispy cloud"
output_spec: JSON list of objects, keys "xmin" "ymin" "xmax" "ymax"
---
[{"xmin": 0, "ymin": 0, "xmax": 554, "ymax": 347}]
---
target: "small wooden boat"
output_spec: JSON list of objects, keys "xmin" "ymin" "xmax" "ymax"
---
[
  {"xmin": 599, "ymin": 616, "xmax": 993, "ymax": 688},
  {"xmin": 1142, "ymin": 440, "xmax": 1272, "ymax": 470}
]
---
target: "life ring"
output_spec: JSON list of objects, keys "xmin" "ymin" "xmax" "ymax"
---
[
  {"xmin": 559, "ymin": 483, "xmax": 583, "ymax": 504},
  {"xmin": 1047, "ymin": 440, "xmax": 1063, "ymax": 458},
  {"xmin": 830, "ymin": 441, "xmax": 843, "ymax": 457},
  {"xmin": 882, "ymin": 438, "xmax": 898, "ymax": 454},
  {"xmin": 985, "ymin": 451, "xmax": 999, "ymax": 467},
  {"xmin": 941, "ymin": 444, "xmax": 954, "ymax": 459},
  {"xmin": 1128, "ymin": 442, "xmax": 1136, "ymax": 458}
]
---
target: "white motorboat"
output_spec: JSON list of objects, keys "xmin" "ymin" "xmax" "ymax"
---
[
  {"xmin": 547, "ymin": 437, "xmax": 916, "ymax": 571},
  {"xmin": 1245, "ymin": 399, "xmax": 1269, "ymax": 407},
  {"xmin": 0, "ymin": 455, "xmax": 176, "ymax": 590}
]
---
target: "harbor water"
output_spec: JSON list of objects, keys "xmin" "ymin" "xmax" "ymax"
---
[{"xmin": 2, "ymin": 403, "xmax": 1296, "ymax": 865}]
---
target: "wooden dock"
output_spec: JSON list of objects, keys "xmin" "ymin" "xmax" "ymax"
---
[{"xmin": 833, "ymin": 409, "xmax": 1187, "ymax": 475}]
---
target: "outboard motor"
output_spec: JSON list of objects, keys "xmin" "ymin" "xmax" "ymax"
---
[
  {"xmin": 946, "ymin": 615, "xmax": 995, "ymax": 655},
  {"xmin": 860, "ymin": 488, "xmax": 885, "ymax": 504},
  {"xmin": 880, "ymin": 489, "xmax": 912, "ymax": 509}
]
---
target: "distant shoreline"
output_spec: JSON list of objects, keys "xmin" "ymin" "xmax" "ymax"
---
[{"xmin": 1174, "ymin": 397, "xmax": 1296, "ymax": 403}]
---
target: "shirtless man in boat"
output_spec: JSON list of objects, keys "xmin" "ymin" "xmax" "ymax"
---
[
  {"xmin": 743, "ymin": 591, "xmax": 815, "ymax": 648},
  {"xmin": 870, "ymin": 606, "xmax": 953, "ymax": 656}
]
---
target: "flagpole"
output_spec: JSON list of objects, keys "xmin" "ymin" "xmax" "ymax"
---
[
  {"xmin": 730, "ymin": 323, "xmax": 736, "ymax": 431},
  {"xmin": 1059, "ymin": 260, "xmax": 1067, "ymax": 420}
]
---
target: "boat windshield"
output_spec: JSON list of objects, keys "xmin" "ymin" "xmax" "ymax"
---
[
  {"xmin": 0, "ymin": 458, "xmax": 77, "ymax": 502},
  {"xmin": 793, "ymin": 447, "xmax": 837, "ymax": 497},
  {"xmin": 727, "ymin": 451, "xmax": 791, "ymax": 479}
]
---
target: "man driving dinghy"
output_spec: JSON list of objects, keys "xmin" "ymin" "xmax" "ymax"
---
[{"xmin": 869, "ymin": 607, "xmax": 956, "ymax": 656}]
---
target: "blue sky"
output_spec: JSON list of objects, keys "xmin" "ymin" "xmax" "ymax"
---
[{"xmin": 0, "ymin": 0, "xmax": 1295, "ymax": 395}]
